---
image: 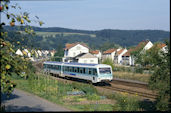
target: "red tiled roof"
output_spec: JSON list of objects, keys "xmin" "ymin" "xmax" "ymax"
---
[
  {"xmin": 116, "ymin": 49, "xmax": 124, "ymax": 56},
  {"xmin": 122, "ymin": 48, "xmax": 135, "ymax": 56},
  {"xmin": 103, "ymin": 48, "xmax": 116, "ymax": 54},
  {"xmin": 135, "ymin": 40, "xmax": 149, "ymax": 50},
  {"xmin": 64, "ymin": 42, "xmax": 89, "ymax": 50},
  {"xmin": 90, "ymin": 50, "xmax": 100, "ymax": 54},
  {"xmin": 156, "ymin": 43, "xmax": 166, "ymax": 49}
]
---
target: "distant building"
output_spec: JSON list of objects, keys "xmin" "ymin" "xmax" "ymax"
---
[
  {"xmin": 16, "ymin": 49, "xmax": 23, "ymax": 56},
  {"xmin": 102, "ymin": 48, "xmax": 121, "ymax": 61},
  {"xmin": 73, "ymin": 53, "xmax": 98, "ymax": 64},
  {"xmin": 122, "ymin": 40, "xmax": 153, "ymax": 66},
  {"xmin": 114, "ymin": 48, "xmax": 127, "ymax": 64},
  {"xmin": 122, "ymin": 48, "xmax": 135, "ymax": 66},
  {"xmin": 90, "ymin": 50, "xmax": 102, "ymax": 63},
  {"xmin": 63, "ymin": 42, "xmax": 89, "ymax": 62}
]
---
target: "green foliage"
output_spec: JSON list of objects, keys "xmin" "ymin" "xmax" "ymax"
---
[
  {"xmin": 133, "ymin": 40, "xmax": 170, "ymax": 111},
  {"xmin": 102, "ymin": 58, "xmax": 114, "ymax": 70},
  {"xmin": 0, "ymin": 1, "xmax": 43, "ymax": 96},
  {"xmin": 107, "ymin": 93, "xmax": 140, "ymax": 111},
  {"xmin": 3, "ymin": 26, "xmax": 170, "ymax": 50},
  {"xmin": 86, "ymin": 93, "xmax": 101, "ymax": 100}
]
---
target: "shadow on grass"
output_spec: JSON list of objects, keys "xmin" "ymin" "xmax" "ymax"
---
[{"xmin": 139, "ymin": 99, "xmax": 156, "ymax": 111}]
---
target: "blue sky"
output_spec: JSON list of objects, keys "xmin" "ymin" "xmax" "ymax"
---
[{"xmin": 2, "ymin": 0, "xmax": 170, "ymax": 31}]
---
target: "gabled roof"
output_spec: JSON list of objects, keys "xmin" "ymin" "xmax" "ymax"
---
[
  {"xmin": 90, "ymin": 50, "xmax": 100, "ymax": 54},
  {"xmin": 64, "ymin": 42, "xmax": 89, "ymax": 50},
  {"xmin": 115, "ymin": 49, "xmax": 125, "ymax": 56},
  {"xmin": 75, "ymin": 53, "xmax": 97, "ymax": 59},
  {"xmin": 156, "ymin": 43, "xmax": 166, "ymax": 49},
  {"xmin": 103, "ymin": 48, "xmax": 117, "ymax": 54},
  {"xmin": 122, "ymin": 48, "xmax": 134, "ymax": 57},
  {"xmin": 135, "ymin": 40, "xmax": 150, "ymax": 50}
]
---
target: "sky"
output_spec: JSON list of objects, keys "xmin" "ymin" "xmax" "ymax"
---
[{"xmin": 2, "ymin": 0, "xmax": 170, "ymax": 31}]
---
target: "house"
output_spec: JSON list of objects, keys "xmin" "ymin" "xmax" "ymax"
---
[
  {"xmin": 22, "ymin": 49, "xmax": 31, "ymax": 58},
  {"xmin": 136, "ymin": 40, "xmax": 153, "ymax": 52},
  {"xmin": 122, "ymin": 48, "xmax": 135, "ymax": 66},
  {"xmin": 62, "ymin": 42, "xmax": 89, "ymax": 62},
  {"xmin": 114, "ymin": 48, "xmax": 127, "ymax": 64},
  {"xmin": 37, "ymin": 50, "xmax": 42, "ymax": 57},
  {"xmin": 16, "ymin": 49, "xmax": 23, "ymax": 56},
  {"xmin": 90, "ymin": 50, "xmax": 102, "ymax": 63},
  {"xmin": 156, "ymin": 43, "xmax": 167, "ymax": 53},
  {"xmin": 122, "ymin": 40, "xmax": 153, "ymax": 66},
  {"xmin": 102, "ymin": 48, "xmax": 121, "ymax": 61},
  {"xmin": 73, "ymin": 53, "xmax": 98, "ymax": 64},
  {"xmin": 50, "ymin": 50, "xmax": 56, "ymax": 57}
]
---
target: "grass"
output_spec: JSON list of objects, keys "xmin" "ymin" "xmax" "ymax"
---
[
  {"xmin": 10, "ymin": 73, "xmax": 156, "ymax": 111},
  {"xmin": 113, "ymin": 71, "xmax": 151, "ymax": 83},
  {"xmin": 11, "ymin": 73, "xmax": 113, "ymax": 111}
]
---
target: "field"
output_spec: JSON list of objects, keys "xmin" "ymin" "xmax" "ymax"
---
[
  {"xmin": 35, "ymin": 31, "xmax": 96, "ymax": 38},
  {"xmin": 10, "ymin": 73, "xmax": 155, "ymax": 111},
  {"xmin": 113, "ymin": 71, "xmax": 151, "ymax": 83}
]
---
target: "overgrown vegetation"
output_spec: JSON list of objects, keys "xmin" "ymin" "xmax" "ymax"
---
[{"xmin": 102, "ymin": 58, "xmax": 114, "ymax": 70}]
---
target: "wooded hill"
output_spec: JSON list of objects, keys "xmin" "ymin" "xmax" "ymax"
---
[{"xmin": 3, "ymin": 26, "xmax": 170, "ymax": 51}]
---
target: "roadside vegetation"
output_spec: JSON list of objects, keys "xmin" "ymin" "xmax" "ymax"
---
[{"xmin": 11, "ymin": 72, "xmax": 155, "ymax": 111}]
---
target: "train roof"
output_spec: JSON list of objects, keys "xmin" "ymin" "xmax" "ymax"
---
[{"xmin": 43, "ymin": 61, "xmax": 111, "ymax": 68}]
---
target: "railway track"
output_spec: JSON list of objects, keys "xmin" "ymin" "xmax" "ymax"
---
[
  {"xmin": 101, "ymin": 85, "xmax": 157, "ymax": 100},
  {"xmin": 111, "ymin": 78, "xmax": 148, "ymax": 89}
]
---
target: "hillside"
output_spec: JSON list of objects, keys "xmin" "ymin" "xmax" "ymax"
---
[{"xmin": 3, "ymin": 26, "xmax": 170, "ymax": 50}]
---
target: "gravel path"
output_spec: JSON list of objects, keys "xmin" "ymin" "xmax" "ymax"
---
[{"xmin": 1, "ymin": 89, "xmax": 72, "ymax": 112}]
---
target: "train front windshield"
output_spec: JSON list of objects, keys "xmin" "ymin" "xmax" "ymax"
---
[{"xmin": 99, "ymin": 68, "xmax": 111, "ymax": 74}]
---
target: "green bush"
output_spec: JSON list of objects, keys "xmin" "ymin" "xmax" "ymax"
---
[{"xmin": 102, "ymin": 58, "xmax": 114, "ymax": 70}]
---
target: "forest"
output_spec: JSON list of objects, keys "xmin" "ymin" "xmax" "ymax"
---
[{"xmin": 3, "ymin": 25, "xmax": 170, "ymax": 51}]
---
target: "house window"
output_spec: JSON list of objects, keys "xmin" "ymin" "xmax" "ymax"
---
[
  {"xmin": 73, "ymin": 52, "xmax": 76, "ymax": 56},
  {"xmin": 90, "ymin": 60, "xmax": 94, "ymax": 62},
  {"xmin": 84, "ymin": 60, "xmax": 87, "ymax": 63}
]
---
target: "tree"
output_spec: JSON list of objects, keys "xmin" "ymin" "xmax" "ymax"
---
[
  {"xmin": 132, "ymin": 40, "xmax": 170, "ymax": 110},
  {"xmin": 0, "ymin": 0, "xmax": 44, "ymax": 95},
  {"xmin": 147, "ymin": 40, "xmax": 170, "ymax": 111}
]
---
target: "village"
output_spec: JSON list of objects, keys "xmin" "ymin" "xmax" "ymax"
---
[{"xmin": 15, "ymin": 39, "xmax": 167, "ymax": 66}]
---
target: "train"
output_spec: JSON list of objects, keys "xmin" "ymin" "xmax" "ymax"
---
[{"xmin": 43, "ymin": 61, "xmax": 113, "ymax": 83}]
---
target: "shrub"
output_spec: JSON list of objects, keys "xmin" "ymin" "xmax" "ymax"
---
[{"xmin": 102, "ymin": 58, "xmax": 114, "ymax": 70}]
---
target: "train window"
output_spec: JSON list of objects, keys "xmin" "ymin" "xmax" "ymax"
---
[
  {"xmin": 93, "ymin": 69, "xmax": 97, "ymax": 75},
  {"xmin": 83, "ymin": 68, "xmax": 85, "ymax": 74},
  {"xmin": 72, "ymin": 67, "xmax": 74, "ymax": 72},
  {"xmin": 77, "ymin": 67, "xmax": 80, "ymax": 73},
  {"xmin": 69, "ymin": 67, "xmax": 72, "ymax": 72},
  {"xmin": 80, "ymin": 68, "xmax": 83, "ymax": 74},
  {"xmin": 99, "ymin": 68, "xmax": 111, "ymax": 74},
  {"xmin": 88, "ymin": 68, "xmax": 92, "ymax": 75},
  {"xmin": 74, "ymin": 67, "xmax": 77, "ymax": 72}
]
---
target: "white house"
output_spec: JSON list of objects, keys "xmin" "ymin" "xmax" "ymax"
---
[
  {"xmin": 156, "ymin": 43, "xmax": 167, "ymax": 53},
  {"xmin": 63, "ymin": 42, "xmax": 89, "ymax": 62},
  {"xmin": 37, "ymin": 50, "xmax": 42, "ymax": 57},
  {"xmin": 114, "ymin": 48, "xmax": 128, "ymax": 64},
  {"xmin": 73, "ymin": 53, "xmax": 98, "ymax": 64},
  {"xmin": 90, "ymin": 50, "xmax": 102, "ymax": 63},
  {"xmin": 122, "ymin": 49, "xmax": 135, "ymax": 66},
  {"xmin": 102, "ymin": 48, "xmax": 121, "ymax": 61},
  {"xmin": 122, "ymin": 40, "xmax": 153, "ymax": 66},
  {"xmin": 22, "ymin": 49, "xmax": 31, "ymax": 58},
  {"xmin": 16, "ymin": 49, "xmax": 23, "ymax": 56}
]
